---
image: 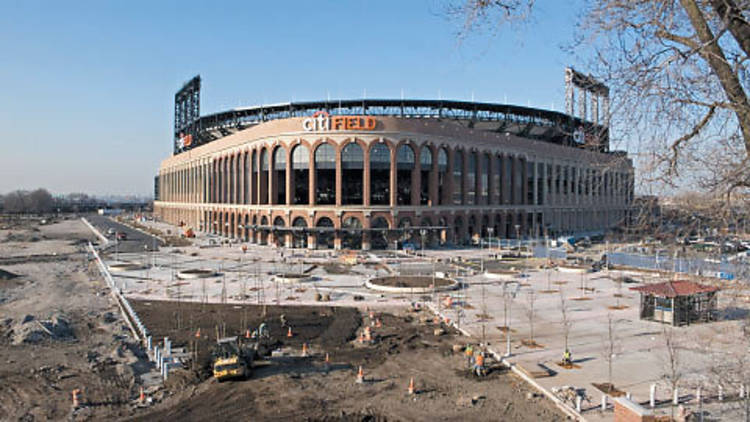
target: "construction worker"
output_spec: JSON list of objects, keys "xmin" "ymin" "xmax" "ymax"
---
[
  {"xmin": 250, "ymin": 329, "xmax": 259, "ymax": 339},
  {"xmin": 562, "ymin": 348, "xmax": 572, "ymax": 366},
  {"xmin": 473, "ymin": 351, "xmax": 486, "ymax": 377},
  {"xmin": 259, "ymin": 322, "xmax": 268, "ymax": 338},
  {"xmin": 464, "ymin": 344, "xmax": 474, "ymax": 368},
  {"xmin": 280, "ymin": 314, "xmax": 287, "ymax": 328}
]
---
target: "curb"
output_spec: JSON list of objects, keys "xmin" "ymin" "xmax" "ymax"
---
[{"xmin": 81, "ymin": 217, "xmax": 109, "ymax": 245}]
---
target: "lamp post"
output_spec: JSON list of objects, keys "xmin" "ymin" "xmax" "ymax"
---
[
  {"xmin": 420, "ymin": 229, "xmax": 427, "ymax": 257},
  {"xmin": 488, "ymin": 227, "xmax": 494, "ymax": 254},
  {"xmin": 514, "ymin": 224, "xmax": 521, "ymax": 252}
]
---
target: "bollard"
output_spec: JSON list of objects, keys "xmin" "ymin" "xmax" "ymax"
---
[
  {"xmin": 154, "ymin": 347, "xmax": 160, "ymax": 366},
  {"xmin": 696, "ymin": 387, "xmax": 701, "ymax": 404},
  {"xmin": 673, "ymin": 388, "xmax": 679, "ymax": 405},
  {"xmin": 719, "ymin": 385, "xmax": 724, "ymax": 401},
  {"xmin": 626, "ymin": 392, "xmax": 631, "ymax": 400},
  {"xmin": 147, "ymin": 336, "xmax": 152, "ymax": 352},
  {"xmin": 576, "ymin": 395, "xmax": 582, "ymax": 412},
  {"xmin": 601, "ymin": 395, "xmax": 607, "ymax": 411},
  {"xmin": 741, "ymin": 384, "xmax": 745, "ymax": 399},
  {"xmin": 650, "ymin": 384, "xmax": 656, "ymax": 408}
]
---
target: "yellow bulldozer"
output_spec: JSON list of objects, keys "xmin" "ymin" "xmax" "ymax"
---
[{"xmin": 212, "ymin": 336, "xmax": 255, "ymax": 381}]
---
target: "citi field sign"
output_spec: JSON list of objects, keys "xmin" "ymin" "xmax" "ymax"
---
[{"xmin": 302, "ymin": 111, "xmax": 377, "ymax": 132}]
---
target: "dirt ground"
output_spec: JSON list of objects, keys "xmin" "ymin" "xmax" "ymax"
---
[
  {"xmin": 0, "ymin": 216, "xmax": 566, "ymax": 421},
  {"xmin": 0, "ymin": 217, "xmax": 150, "ymax": 421},
  {"xmin": 129, "ymin": 301, "xmax": 565, "ymax": 421}
]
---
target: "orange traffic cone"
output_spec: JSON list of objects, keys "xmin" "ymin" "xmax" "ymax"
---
[
  {"xmin": 408, "ymin": 378, "xmax": 415, "ymax": 395},
  {"xmin": 245, "ymin": 329, "xmax": 251, "ymax": 339},
  {"xmin": 195, "ymin": 328, "xmax": 201, "ymax": 338},
  {"xmin": 325, "ymin": 353, "xmax": 330, "ymax": 364},
  {"xmin": 356, "ymin": 366, "xmax": 364, "ymax": 383},
  {"xmin": 302, "ymin": 343, "xmax": 308, "ymax": 357},
  {"xmin": 364, "ymin": 326, "xmax": 372, "ymax": 342},
  {"xmin": 287, "ymin": 327, "xmax": 293, "ymax": 337},
  {"xmin": 139, "ymin": 386, "xmax": 145, "ymax": 404}
]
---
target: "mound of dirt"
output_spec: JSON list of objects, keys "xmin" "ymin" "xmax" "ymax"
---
[{"xmin": 11, "ymin": 313, "xmax": 75, "ymax": 345}]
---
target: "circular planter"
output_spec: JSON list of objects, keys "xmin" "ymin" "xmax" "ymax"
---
[
  {"xmin": 558, "ymin": 265, "xmax": 589, "ymax": 274},
  {"xmin": 365, "ymin": 275, "xmax": 459, "ymax": 294},
  {"xmin": 484, "ymin": 269, "xmax": 520, "ymax": 281},
  {"xmin": 108, "ymin": 263, "xmax": 145, "ymax": 272},
  {"xmin": 273, "ymin": 273, "xmax": 311, "ymax": 283},
  {"xmin": 176, "ymin": 269, "xmax": 217, "ymax": 279}
]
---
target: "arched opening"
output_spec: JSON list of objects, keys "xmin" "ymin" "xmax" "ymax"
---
[
  {"xmin": 341, "ymin": 217, "xmax": 362, "ymax": 250},
  {"xmin": 291, "ymin": 145, "xmax": 309, "ymax": 205},
  {"xmin": 437, "ymin": 148, "xmax": 448, "ymax": 205},
  {"xmin": 454, "ymin": 216, "xmax": 464, "ymax": 245},
  {"xmin": 419, "ymin": 146, "xmax": 432, "ymax": 205},
  {"xmin": 292, "ymin": 217, "xmax": 308, "ymax": 248},
  {"xmin": 494, "ymin": 214, "xmax": 503, "ymax": 239},
  {"xmin": 398, "ymin": 217, "xmax": 414, "ymax": 246},
  {"xmin": 315, "ymin": 143, "xmax": 336, "ymax": 205},
  {"xmin": 272, "ymin": 147, "xmax": 286, "ymax": 205},
  {"xmin": 453, "ymin": 150, "xmax": 464, "ymax": 205},
  {"xmin": 438, "ymin": 216, "xmax": 448, "ymax": 245},
  {"xmin": 369, "ymin": 143, "xmax": 391, "ymax": 205},
  {"xmin": 396, "ymin": 144, "xmax": 415, "ymax": 205},
  {"xmin": 259, "ymin": 149, "xmax": 269, "ymax": 205},
  {"xmin": 468, "ymin": 215, "xmax": 478, "ymax": 244},
  {"xmin": 243, "ymin": 152, "xmax": 250, "ymax": 204},
  {"xmin": 229, "ymin": 155, "xmax": 236, "ymax": 204},
  {"xmin": 272, "ymin": 216, "xmax": 286, "ymax": 247},
  {"xmin": 419, "ymin": 217, "xmax": 433, "ymax": 248},
  {"xmin": 259, "ymin": 216, "xmax": 269, "ymax": 244},
  {"xmin": 481, "ymin": 215, "xmax": 489, "ymax": 238},
  {"xmin": 370, "ymin": 217, "xmax": 389, "ymax": 250},
  {"xmin": 341, "ymin": 143, "xmax": 363, "ymax": 205},
  {"xmin": 244, "ymin": 214, "xmax": 249, "ymax": 241},
  {"xmin": 316, "ymin": 217, "xmax": 334, "ymax": 249}
]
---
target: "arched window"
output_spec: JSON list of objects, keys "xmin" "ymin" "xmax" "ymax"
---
[
  {"xmin": 396, "ymin": 144, "xmax": 415, "ymax": 206},
  {"xmin": 259, "ymin": 149, "xmax": 269, "ymax": 205},
  {"xmin": 250, "ymin": 150, "xmax": 257, "ymax": 205},
  {"xmin": 315, "ymin": 143, "xmax": 336, "ymax": 205},
  {"xmin": 341, "ymin": 143, "xmax": 363, "ymax": 205},
  {"xmin": 453, "ymin": 150, "xmax": 463, "ymax": 205},
  {"xmin": 437, "ymin": 148, "xmax": 448, "ymax": 205},
  {"xmin": 481, "ymin": 153, "xmax": 489, "ymax": 205},
  {"xmin": 244, "ymin": 152, "xmax": 250, "ymax": 204},
  {"xmin": 467, "ymin": 152, "xmax": 477, "ymax": 205},
  {"xmin": 369, "ymin": 143, "xmax": 390, "ymax": 205},
  {"xmin": 291, "ymin": 145, "xmax": 309, "ymax": 205},
  {"xmin": 419, "ymin": 147, "xmax": 432, "ymax": 205},
  {"xmin": 273, "ymin": 147, "xmax": 286, "ymax": 205}
]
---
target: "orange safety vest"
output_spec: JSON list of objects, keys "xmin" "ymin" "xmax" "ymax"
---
[{"xmin": 475, "ymin": 354, "xmax": 485, "ymax": 367}]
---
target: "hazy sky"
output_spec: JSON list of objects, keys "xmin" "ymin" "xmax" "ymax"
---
[{"xmin": 1, "ymin": 0, "xmax": 584, "ymax": 196}]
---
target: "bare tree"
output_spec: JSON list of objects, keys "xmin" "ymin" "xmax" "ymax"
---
[
  {"xmin": 661, "ymin": 325, "xmax": 683, "ymax": 420},
  {"xmin": 602, "ymin": 312, "xmax": 619, "ymax": 389},
  {"xmin": 559, "ymin": 290, "xmax": 573, "ymax": 355},
  {"xmin": 526, "ymin": 289, "xmax": 536, "ymax": 343},
  {"xmin": 449, "ymin": 0, "xmax": 750, "ymax": 198}
]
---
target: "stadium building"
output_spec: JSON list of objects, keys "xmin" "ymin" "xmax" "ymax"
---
[{"xmin": 154, "ymin": 71, "xmax": 634, "ymax": 250}]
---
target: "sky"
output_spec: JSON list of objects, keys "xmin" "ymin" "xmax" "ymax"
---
[{"xmin": 0, "ymin": 0, "xmax": 585, "ymax": 197}]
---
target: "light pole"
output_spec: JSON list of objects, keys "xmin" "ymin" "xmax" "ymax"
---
[
  {"xmin": 514, "ymin": 224, "xmax": 521, "ymax": 252},
  {"xmin": 420, "ymin": 229, "xmax": 427, "ymax": 257},
  {"xmin": 488, "ymin": 227, "xmax": 494, "ymax": 255}
]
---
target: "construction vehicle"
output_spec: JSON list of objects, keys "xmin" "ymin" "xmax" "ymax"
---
[{"xmin": 212, "ymin": 336, "xmax": 255, "ymax": 381}]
